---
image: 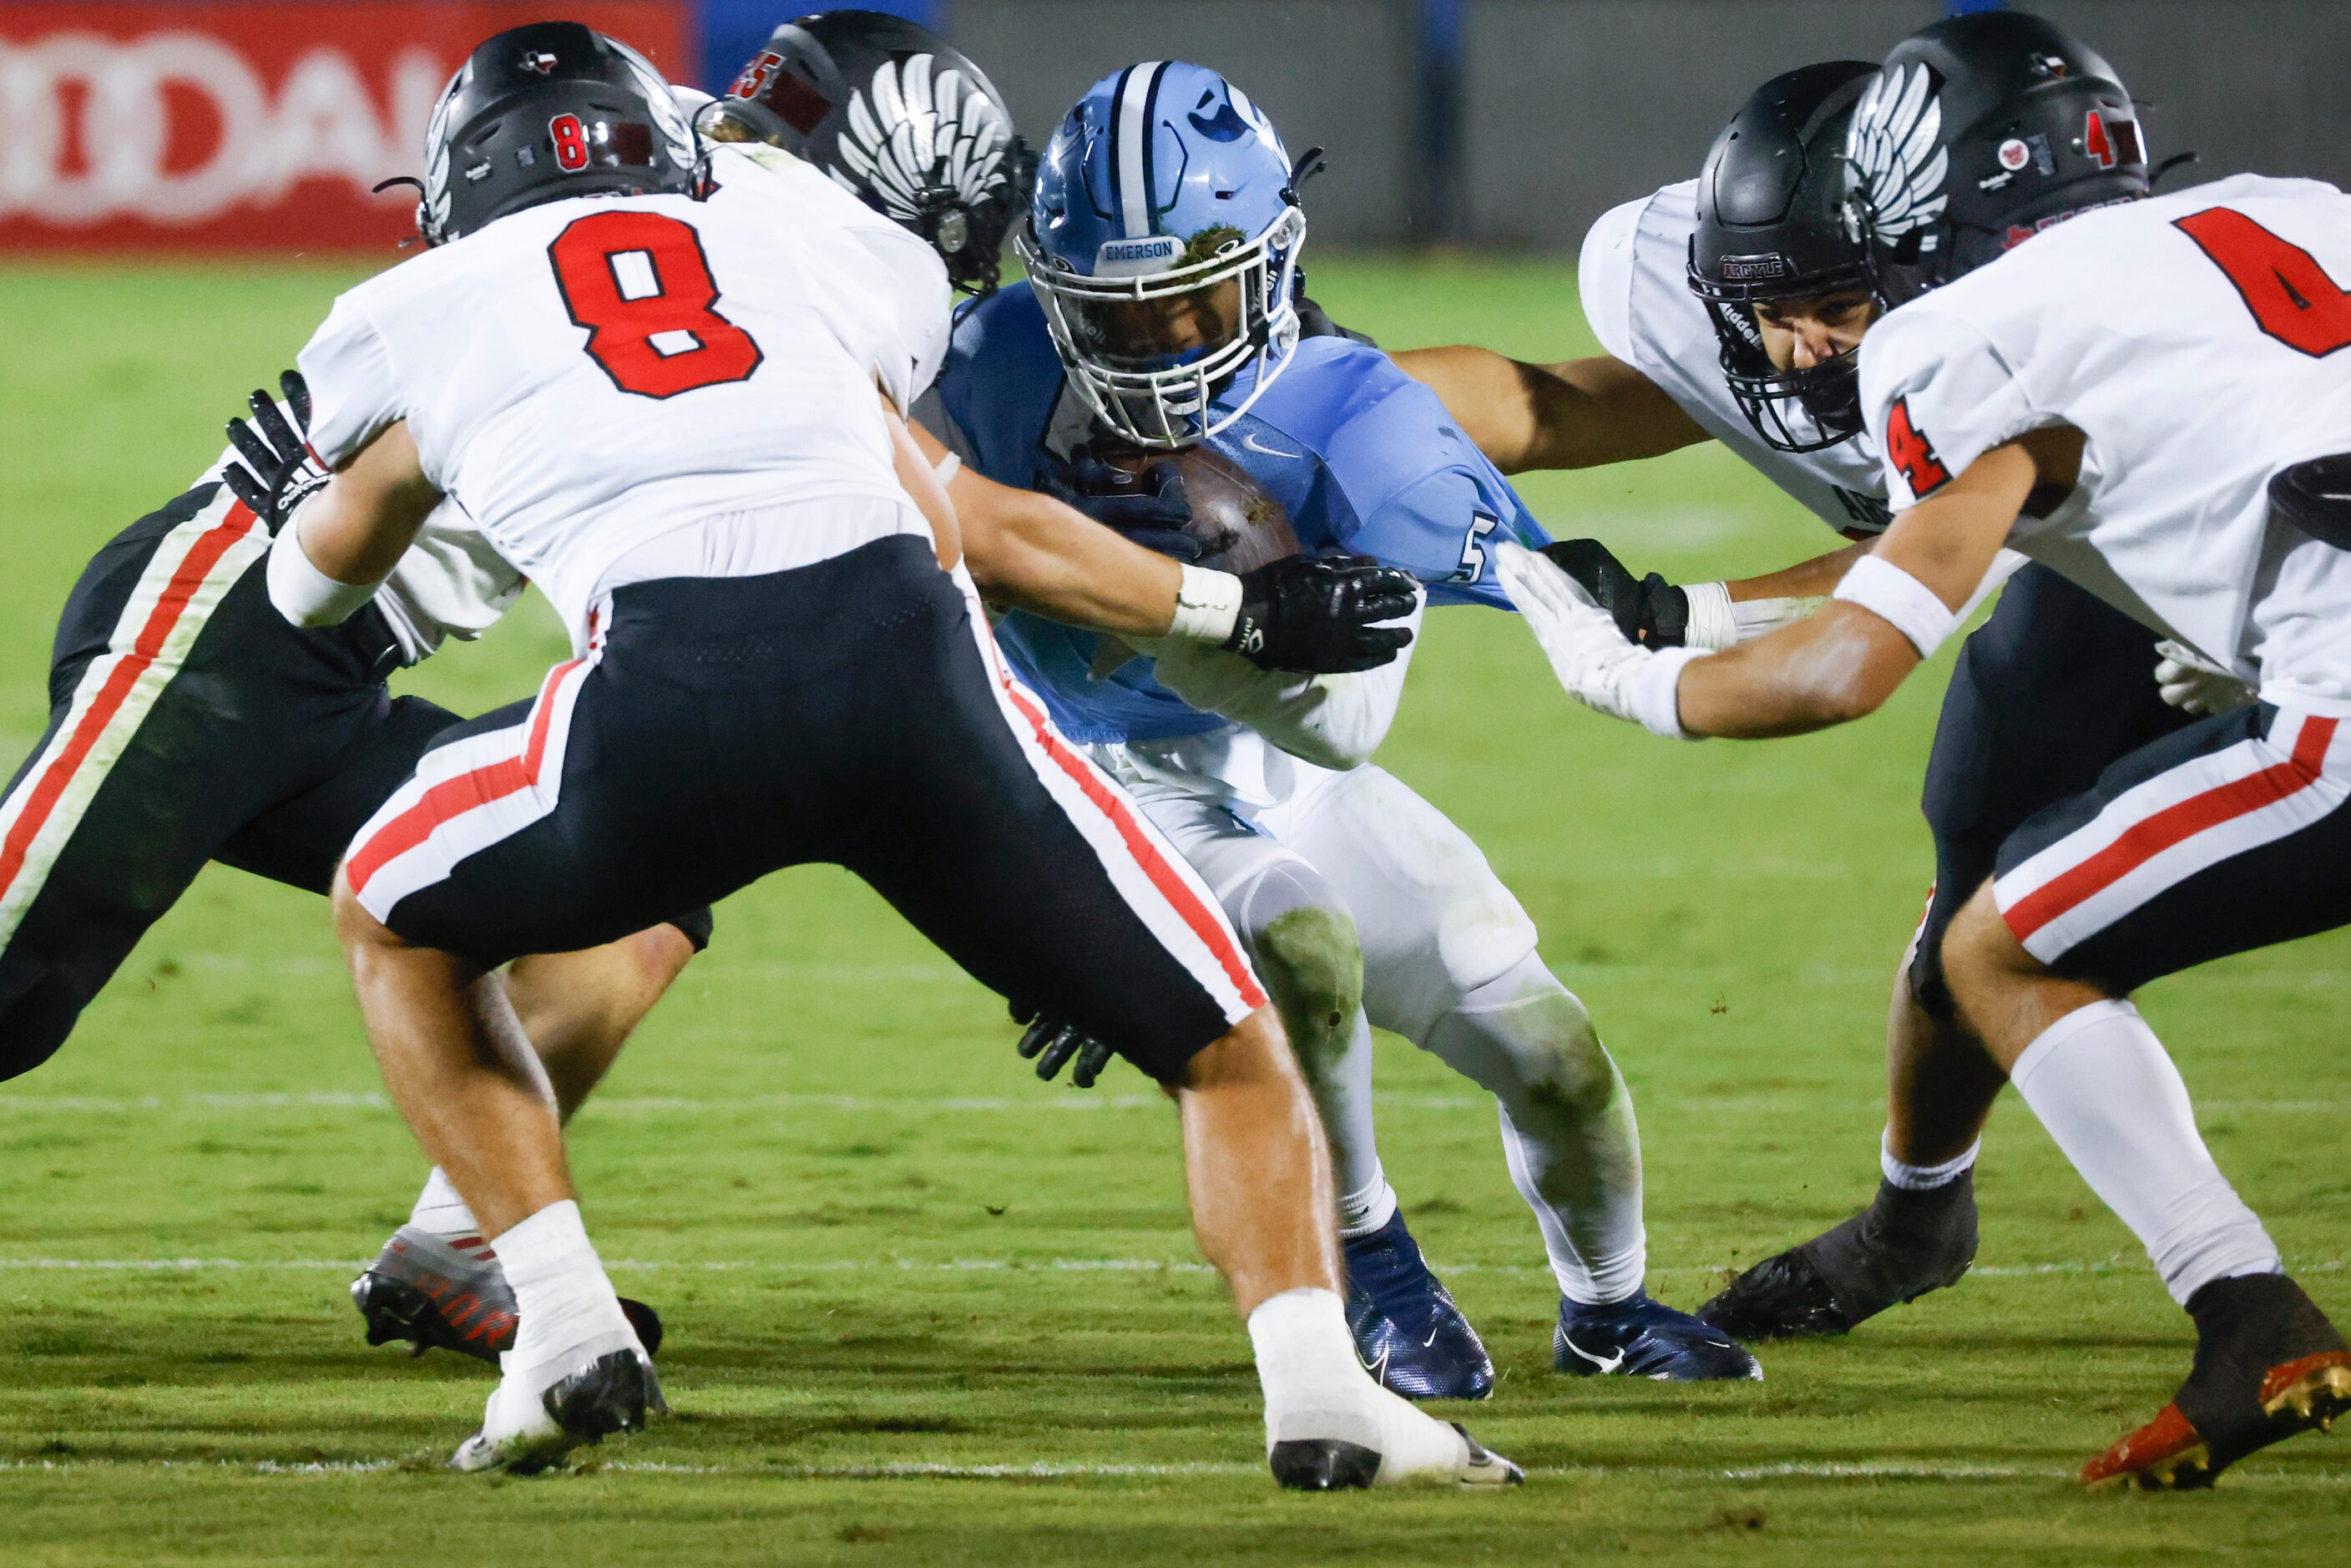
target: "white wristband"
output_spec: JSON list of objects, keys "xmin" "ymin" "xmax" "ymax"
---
[
  {"xmin": 1631, "ymin": 645, "xmax": 1706, "ymax": 739},
  {"xmin": 1832, "ymin": 554, "xmax": 1959, "ymax": 658},
  {"xmin": 1170, "ymin": 564, "xmax": 1244, "ymax": 644},
  {"xmin": 1681, "ymin": 580, "xmax": 1737, "ymax": 651},
  {"xmin": 267, "ymin": 508, "xmax": 382, "ymax": 627},
  {"xmin": 931, "ymin": 450, "xmax": 962, "ymax": 486}
]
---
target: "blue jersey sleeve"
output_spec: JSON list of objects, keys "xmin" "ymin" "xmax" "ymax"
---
[{"xmin": 1340, "ymin": 463, "xmax": 1550, "ymax": 609}]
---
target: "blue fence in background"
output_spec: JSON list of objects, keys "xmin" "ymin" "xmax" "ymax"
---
[{"xmin": 696, "ymin": 0, "xmax": 936, "ymax": 91}]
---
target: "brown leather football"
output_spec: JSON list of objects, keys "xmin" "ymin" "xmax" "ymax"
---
[{"xmin": 1171, "ymin": 443, "xmax": 1301, "ymax": 573}]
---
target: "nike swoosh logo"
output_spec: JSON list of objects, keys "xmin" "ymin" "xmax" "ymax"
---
[
  {"xmin": 1243, "ymin": 432, "xmax": 1299, "ymax": 458},
  {"xmin": 1360, "ymin": 1344, "xmax": 1392, "ymax": 1383},
  {"xmin": 1559, "ymin": 1332, "xmax": 1625, "ymax": 1374}
]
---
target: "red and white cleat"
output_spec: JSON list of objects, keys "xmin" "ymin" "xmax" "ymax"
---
[
  {"xmin": 2083, "ymin": 1273, "xmax": 2351, "ymax": 1490},
  {"xmin": 352, "ymin": 1226, "xmax": 663, "ymax": 1364}
]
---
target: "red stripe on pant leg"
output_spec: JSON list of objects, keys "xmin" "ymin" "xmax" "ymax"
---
[
  {"xmin": 994, "ymin": 675, "xmax": 1267, "ymax": 1013},
  {"xmin": 0, "ymin": 502, "xmax": 258, "ymax": 907},
  {"xmin": 2005, "ymin": 717, "xmax": 2338, "ymax": 944},
  {"xmin": 344, "ymin": 660, "xmax": 580, "ymax": 896}
]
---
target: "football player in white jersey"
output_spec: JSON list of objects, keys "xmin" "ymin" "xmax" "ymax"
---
[
  {"xmin": 270, "ymin": 23, "xmax": 1514, "ymax": 1488},
  {"xmin": 1499, "ymin": 12, "xmax": 2351, "ymax": 1488},
  {"xmin": 1394, "ymin": 28, "xmax": 2247, "ymax": 1345}
]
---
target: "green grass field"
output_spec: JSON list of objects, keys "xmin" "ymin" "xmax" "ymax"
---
[{"xmin": 1, "ymin": 256, "xmax": 2347, "ymax": 1565}]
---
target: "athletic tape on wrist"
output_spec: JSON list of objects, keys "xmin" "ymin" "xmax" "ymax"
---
[
  {"xmin": 1681, "ymin": 581, "xmax": 1738, "ymax": 651},
  {"xmin": 930, "ymin": 451, "xmax": 962, "ymax": 486},
  {"xmin": 1832, "ymin": 554, "xmax": 1959, "ymax": 658},
  {"xmin": 1632, "ymin": 645, "xmax": 1706, "ymax": 739},
  {"xmin": 265, "ymin": 508, "xmax": 382, "ymax": 627},
  {"xmin": 1170, "ymin": 564, "xmax": 1243, "ymax": 643},
  {"xmin": 1730, "ymin": 594, "xmax": 1825, "ymax": 642}
]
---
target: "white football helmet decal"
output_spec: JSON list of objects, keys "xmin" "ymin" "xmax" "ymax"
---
[
  {"xmin": 829, "ymin": 53, "xmax": 1012, "ymax": 220},
  {"xmin": 1846, "ymin": 62, "xmax": 1949, "ymax": 246}
]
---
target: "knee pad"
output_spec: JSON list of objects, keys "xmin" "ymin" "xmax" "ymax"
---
[
  {"xmin": 1231, "ymin": 860, "xmax": 1363, "ymax": 1076},
  {"xmin": 1429, "ymin": 953, "xmax": 1620, "ymax": 1120}
]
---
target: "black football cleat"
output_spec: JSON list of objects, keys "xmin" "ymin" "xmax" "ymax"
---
[
  {"xmin": 1555, "ymin": 1291, "xmax": 1761, "ymax": 1381},
  {"xmin": 1269, "ymin": 1423, "xmax": 1523, "ymax": 1490},
  {"xmin": 2083, "ymin": 1272, "xmax": 2351, "ymax": 1490},
  {"xmin": 1342, "ymin": 1211, "xmax": 1494, "ymax": 1400},
  {"xmin": 452, "ymin": 1345, "xmax": 660, "ymax": 1474},
  {"xmin": 353, "ymin": 1226, "xmax": 664, "ymax": 1363},
  {"xmin": 1696, "ymin": 1172, "xmax": 1977, "ymax": 1339}
]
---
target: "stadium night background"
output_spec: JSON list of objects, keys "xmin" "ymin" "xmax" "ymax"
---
[{"xmin": 3, "ymin": 1, "xmax": 2348, "ymax": 1562}]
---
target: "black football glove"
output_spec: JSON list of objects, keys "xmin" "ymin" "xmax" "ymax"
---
[
  {"xmin": 1010, "ymin": 999, "xmax": 1116, "ymax": 1089},
  {"xmin": 1039, "ymin": 453, "xmax": 1202, "ymax": 561},
  {"xmin": 1540, "ymin": 539, "xmax": 1689, "ymax": 648},
  {"xmin": 222, "ymin": 370, "xmax": 328, "ymax": 533},
  {"xmin": 1227, "ymin": 553, "xmax": 1418, "ymax": 673}
]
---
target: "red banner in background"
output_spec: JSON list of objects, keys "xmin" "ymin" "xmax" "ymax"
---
[{"xmin": 0, "ymin": 3, "xmax": 690, "ymax": 253}]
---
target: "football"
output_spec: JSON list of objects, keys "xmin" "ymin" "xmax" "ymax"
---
[{"xmin": 1172, "ymin": 443, "xmax": 1301, "ymax": 572}]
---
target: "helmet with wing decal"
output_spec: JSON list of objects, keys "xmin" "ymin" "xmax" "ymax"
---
[
  {"xmin": 1842, "ymin": 9, "xmax": 2147, "ymax": 311},
  {"xmin": 705, "ymin": 9, "xmax": 1029, "ymax": 294}
]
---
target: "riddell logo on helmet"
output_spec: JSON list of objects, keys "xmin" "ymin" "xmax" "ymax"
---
[{"xmin": 1719, "ymin": 254, "xmax": 1788, "ymax": 281}]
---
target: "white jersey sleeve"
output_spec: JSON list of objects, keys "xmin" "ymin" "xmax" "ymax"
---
[
  {"xmin": 1577, "ymin": 196, "xmax": 1646, "ymax": 366},
  {"xmin": 299, "ymin": 294, "xmax": 406, "ymax": 474},
  {"xmin": 1858, "ymin": 309, "xmax": 2044, "ymax": 509}
]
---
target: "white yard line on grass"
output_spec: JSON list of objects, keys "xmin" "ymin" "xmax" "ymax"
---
[{"xmin": 4, "ymin": 1454, "xmax": 2348, "ymax": 1488}]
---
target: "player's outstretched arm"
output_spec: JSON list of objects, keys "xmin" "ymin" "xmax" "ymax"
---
[
  {"xmin": 1503, "ymin": 438, "xmax": 2049, "ymax": 740},
  {"xmin": 270, "ymin": 421, "xmax": 441, "ymax": 627},
  {"xmin": 1393, "ymin": 346, "xmax": 1707, "ymax": 473}
]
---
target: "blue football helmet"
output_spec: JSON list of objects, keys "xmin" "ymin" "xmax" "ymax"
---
[{"xmin": 1018, "ymin": 62, "xmax": 1307, "ymax": 448}]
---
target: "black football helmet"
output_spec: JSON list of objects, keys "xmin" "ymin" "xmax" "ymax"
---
[
  {"xmin": 1842, "ymin": 9, "xmax": 2147, "ymax": 311},
  {"xmin": 418, "ymin": 23, "xmax": 697, "ymax": 246},
  {"xmin": 1688, "ymin": 61, "xmax": 1879, "ymax": 453},
  {"xmin": 704, "ymin": 10, "xmax": 1030, "ymax": 295}
]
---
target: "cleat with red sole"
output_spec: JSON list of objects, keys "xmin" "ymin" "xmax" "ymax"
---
[
  {"xmin": 353, "ymin": 1225, "xmax": 663, "ymax": 1364},
  {"xmin": 2083, "ymin": 1272, "xmax": 2351, "ymax": 1490}
]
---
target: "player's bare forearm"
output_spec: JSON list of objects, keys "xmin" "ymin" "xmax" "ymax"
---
[
  {"xmin": 885, "ymin": 393, "xmax": 962, "ymax": 569},
  {"xmin": 1676, "ymin": 602, "xmax": 1920, "ymax": 736},
  {"xmin": 910, "ymin": 422, "xmax": 1185, "ymax": 636},
  {"xmin": 301, "ymin": 421, "xmax": 441, "ymax": 584},
  {"xmin": 1724, "ymin": 540, "xmax": 1872, "ymax": 603},
  {"xmin": 1675, "ymin": 441, "xmax": 2043, "ymax": 737},
  {"xmin": 1393, "ymin": 346, "xmax": 1706, "ymax": 473}
]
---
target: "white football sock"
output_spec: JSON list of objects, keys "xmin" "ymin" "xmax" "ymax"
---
[
  {"xmin": 407, "ymin": 1167, "xmax": 482, "ymax": 1239},
  {"xmin": 1337, "ymin": 1166, "xmax": 1398, "ymax": 1240},
  {"xmin": 1246, "ymin": 1287, "xmax": 1466, "ymax": 1482},
  {"xmin": 1422, "ymin": 955, "xmax": 1646, "ymax": 1306},
  {"xmin": 2010, "ymin": 999, "xmax": 2281, "ymax": 1306},
  {"xmin": 492, "ymin": 1199, "xmax": 640, "ymax": 1385},
  {"xmin": 1881, "ymin": 1132, "xmax": 1979, "ymax": 1191}
]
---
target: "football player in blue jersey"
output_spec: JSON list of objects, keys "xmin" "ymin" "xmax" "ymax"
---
[{"xmin": 924, "ymin": 61, "xmax": 1761, "ymax": 1392}]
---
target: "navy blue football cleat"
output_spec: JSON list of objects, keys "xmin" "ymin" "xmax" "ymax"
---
[
  {"xmin": 1342, "ymin": 1212, "xmax": 1494, "ymax": 1401},
  {"xmin": 1555, "ymin": 1291, "xmax": 1762, "ymax": 1381}
]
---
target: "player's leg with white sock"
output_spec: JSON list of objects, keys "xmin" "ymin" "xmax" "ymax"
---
[
  {"xmin": 1422, "ymin": 953, "xmax": 1646, "ymax": 1306},
  {"xmin": 1272, "ymin": 768, "xmax": 1645, "ymax": 1307},
  {"xmin": 405, "ymin": 926, "xmax": 698, "ymax": 1237},
  {"xmin": 1221, "ymin": 857, "xmax": 1398, "ymax": 1237},
  {"xmin": 1177, "ymin": 1010, "xmax": 1503, "ymax": 1485},
  {"xmin": 2006, "ymin": 999, "xmax": 2278, "ymax": 1302},
  {"xmin": 1944, "ymin": 892, "xmax": 2279, "ymax": 1305}
]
